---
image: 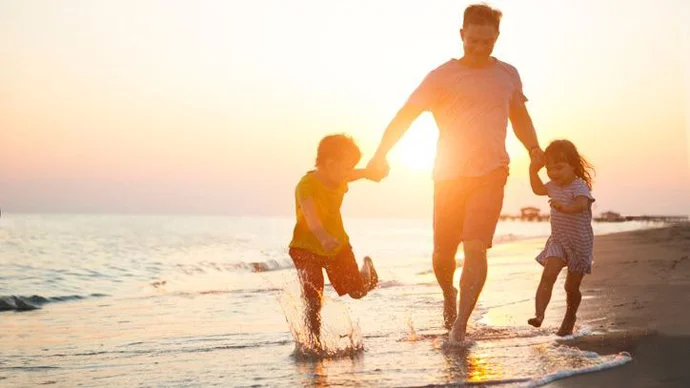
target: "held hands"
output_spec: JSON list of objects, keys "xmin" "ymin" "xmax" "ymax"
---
[
  {"xmin": 529, "ymin": 147, "xmax": 545, "ymax": 172},
  {"xmin": 365, "ymin": 155, "xmax": 390, "ymax": 182}
]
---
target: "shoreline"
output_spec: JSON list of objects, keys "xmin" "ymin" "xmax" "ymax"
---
[{"xmin": 549, "ymin": 223, "xmax": 690, "ymax": 387}]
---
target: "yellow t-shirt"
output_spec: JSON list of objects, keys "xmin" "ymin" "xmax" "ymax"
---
[{"xmin": 289, "ymin": 171, "xmax": 349, "ymax": 256}]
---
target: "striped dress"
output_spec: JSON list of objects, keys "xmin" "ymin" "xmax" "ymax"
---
[{"xmin": 536, "ymin": 178, "xmax": 595, "ymax": 274}]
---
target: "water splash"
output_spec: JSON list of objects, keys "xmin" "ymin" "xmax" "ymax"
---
[
  {"xmin": 277, "ymin": 278, "xmax": 364, "ymax": 359},
  {"xmin": 405, "ymin": 317, "xmax": 419, "ymax": 342}
]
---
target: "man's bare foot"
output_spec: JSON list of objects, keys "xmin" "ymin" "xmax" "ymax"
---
[
  {"xmin": 556, "ymin": 313, "xmax": 576, "ymax": 336},
  {"xmin": 449, "ymin": 320, "xmax": 466, "ymax": 344},
  {"xmin": 527, "ymin": 316, "xmax": 544, "ymax": 328},
  {"xmin": 363, "ymin": 256, "xmax": 378, "ymax": 290},
  {"xmin": 443, "ymin": 288, "xmax": 458, "ymax": 330}
]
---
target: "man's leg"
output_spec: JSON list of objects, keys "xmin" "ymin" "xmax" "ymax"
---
[
  {"xmin": 433, "ymin": 181, "xmax": 465, "ymax": 329},
  {"xmin": 449, "ymin": 168, "xmax": 508, "ymax": 343},
  {"xmin": 449, "ymin": 240, "xmax": 487, "ymax": 342},
  {"xmin": 434, "ymin": 243, "xmax": 460, "ymax": 329}
]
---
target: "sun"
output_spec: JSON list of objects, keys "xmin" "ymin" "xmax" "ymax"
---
[{"xmin": 389, "ymin": 114, "xmax": 439, "ymax": 172}]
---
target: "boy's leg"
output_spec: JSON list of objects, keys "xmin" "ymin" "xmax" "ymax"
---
[
  {"xmin": 360, "ymin": 256, "xmax": 378, "ymax": 292},
  {"xmin": 290, "ymin": 249, "xmax": 325, "ymax": 345},
  {"xmin": 529, "ymin": 257, "xmax": 566, "ymax": 327},
  {"xmin": 325, "ymin": 247, "xmax": 369, "ymax": 299},
  {"xmin": 299, "ymin": 268, "xmax": 324, "ymax": 344},
  {"xmin": 558, "ymin": 271, "xmax": 584, "ymax": 336},
  {"xmin": 344, "ymin": 255, "xmax": 378, "ymax": 299},
  {"xmin": 302, "ymin": 272, "xmax": 324, "ymax": 344}
]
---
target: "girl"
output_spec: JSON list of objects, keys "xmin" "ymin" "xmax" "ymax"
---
[{"xmin": 527, "ymin": 140, "xmax": 595, "ymax": 336}]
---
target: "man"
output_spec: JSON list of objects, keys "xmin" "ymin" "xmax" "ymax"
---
[{"xmin": 367, "ymin": 4, "xmax": 544, "ymax": 343}]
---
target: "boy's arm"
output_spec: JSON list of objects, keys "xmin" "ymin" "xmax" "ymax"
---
[
  {"xmin": 529, "ymin": 164, "xmax": 548, "ymax": 196},
  {"xmin": 347, "ymin": 168, "xmax": 375, "ymax": 182},
  {"xmin": 299, "ymin": 197, "xmax": 339, "ymax": 252}
]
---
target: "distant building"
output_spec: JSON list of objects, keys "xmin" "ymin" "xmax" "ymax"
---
[
  {"xmin": 520, "ymin": 206, "xmax": 542, "ymax": 222},
  {"xmin": 595, "ymin": 211, "xmax": 625, "ymax": 222}
]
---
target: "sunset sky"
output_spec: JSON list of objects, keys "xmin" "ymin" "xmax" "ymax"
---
[{"xmin": 1, "ymin": 0, "xmax": 689, "ymax": 217}]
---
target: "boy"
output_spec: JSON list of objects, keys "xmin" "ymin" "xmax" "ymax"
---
[{"xmin": 288, "ymin": 134, "xmax": 381, "ymax": 348}]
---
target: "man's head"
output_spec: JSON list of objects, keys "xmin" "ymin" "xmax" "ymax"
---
[{"xmin": 460, "ymin": 4, "xmax": 502, "ymax": 62}]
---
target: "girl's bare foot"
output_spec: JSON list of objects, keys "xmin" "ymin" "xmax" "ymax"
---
[
  {"xmin": 556, "ymin": 313, "xmax": 576, "ymax": 336},
  {"xmin": 527, "ymin": 316, "xmax": 544, "ymax": 328}
]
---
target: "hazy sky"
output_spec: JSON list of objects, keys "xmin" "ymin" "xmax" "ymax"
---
[{"xmin": 1, "ymin": 0, "xmax": 689, "ymax": 217}]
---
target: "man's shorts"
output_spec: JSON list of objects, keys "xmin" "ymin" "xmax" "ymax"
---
[
  {"xmin": 433, "ymin": 167, "xmax": 508, "ymax": 251},
  {"xmin": 288, "ymin": 246, "xmax": 364, "ymax": 296}
]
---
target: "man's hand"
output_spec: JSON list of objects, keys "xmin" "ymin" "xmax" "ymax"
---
[
  {"xmin": 529, "ymin": 155, "xmax": 545, "ymax": 173},
  {"xmin": 530, "ymin": 147, "xmax": 545, "ymax": 168},
  {"xmin": 365, "ymin": 155, "xmax": 390, "ymax": 182}
]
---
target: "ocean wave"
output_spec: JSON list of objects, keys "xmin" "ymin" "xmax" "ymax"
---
[
  {"xmin": 523, "ymin": 350, "xmax": 632, "ymax": 387},
  {"xmin": 175, "ymin": 259, "xmax": 294, "ymax": 275},
  {"xmin": 376, "ymin": 280, "xmax": 405, "ymax": 289},
  {"xmin": 0, "ymin": 293, "xmax": 109, "ymax": 312}
]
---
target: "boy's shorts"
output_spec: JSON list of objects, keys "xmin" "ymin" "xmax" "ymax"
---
[{"xmin": 288, "ymin": 246, "xmax": 364, "ymax": 296}]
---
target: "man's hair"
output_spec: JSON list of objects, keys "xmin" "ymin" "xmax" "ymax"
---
[
  {"xmin": 315, "ymin": 134, "xmax": 362, "ymax": 168},
  {"xmin": 463, "ymin": 3, "xmax": 502, "ymax": 31}
]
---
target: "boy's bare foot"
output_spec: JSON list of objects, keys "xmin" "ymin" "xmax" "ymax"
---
[
  {"xmin": 443, "ymin": 288, "xmax": 458, "ymax": 330},
  {"xmin": 449, "ymin": 320, "xmax": 466, "ymax": 343},
  {"xmin": 363, "ymin": 256, "xmax": 378, "ymax": 290},
  {"xmin": 527, "ymin": 316, "xmax": 544, "ymax": 328},
  {"xmin": 556, "ymin": 313, "xmax": 576, "ymax": 336}
]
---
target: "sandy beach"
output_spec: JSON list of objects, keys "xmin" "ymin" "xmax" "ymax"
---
[{"xmin": 550, "ymin": 224, "xmax": 690, "ymax": 387}]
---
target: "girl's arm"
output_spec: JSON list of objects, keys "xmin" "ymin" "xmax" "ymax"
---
[
  {"xmin": 529, "ymin": 164, "xmax": 548, "ymax": 196},
  {"xmin": 552, "ymin": 196, "xmax": 591, "ymax": 214}
]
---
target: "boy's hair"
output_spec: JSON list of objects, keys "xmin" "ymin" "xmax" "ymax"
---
[
  {"xmin": 315, "ymin": 134, "xmax": 362, "ymax": 168},
  {"xmin": 463, "ymin": 3, "xmax": 502, "ymax": 31},
  {"xmin": 544, "ymin": 140, "xmax": 595, "ymax": 189}
]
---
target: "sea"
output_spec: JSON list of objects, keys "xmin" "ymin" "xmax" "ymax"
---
[{"xmin": 0, "ymin": 214, "xmax": 659, "ymax": 387}]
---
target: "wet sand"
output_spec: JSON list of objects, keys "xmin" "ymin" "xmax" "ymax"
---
[{"xmin": 551, "ymin": 224, "xmax": 690, "ymax": 387}]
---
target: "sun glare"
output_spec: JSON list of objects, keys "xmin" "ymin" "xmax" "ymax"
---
[{"xmin": 390, "ymin": 114, "xmax": 438, "ymax": 172}]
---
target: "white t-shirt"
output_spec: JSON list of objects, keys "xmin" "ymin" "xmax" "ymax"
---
[{"xmin": 406, "ymin": 58, "xmax": 527, "ymax": 180}]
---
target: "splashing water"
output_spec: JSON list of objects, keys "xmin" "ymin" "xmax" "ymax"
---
[{"xmin": 277, "ymin": 278, "xmax": 364, "ymax": 359}]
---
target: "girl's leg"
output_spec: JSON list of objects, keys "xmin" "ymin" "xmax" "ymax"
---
[
  {"xmin": 557, "ymin": 271, "xmax": 584, "ymax": 336},
  {"xmin": 528, "ymin": 257, "xmax": 566, "ymax": 327}
]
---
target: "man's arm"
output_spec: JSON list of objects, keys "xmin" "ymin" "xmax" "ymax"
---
[
  {"xmin": 509, "ymin": 102, "xmax": 541, "ymax": 155},
  {"xmin": 372, "ymin": 103, "xmax": 424, "ymax": 159}
]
